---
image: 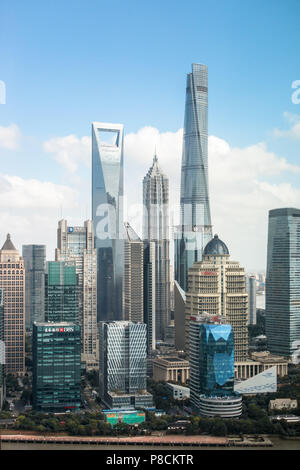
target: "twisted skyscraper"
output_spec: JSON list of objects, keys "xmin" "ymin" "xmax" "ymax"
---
[{"xmin": 175, "ymin": 63, "xmax": 212, "ymax": 292}]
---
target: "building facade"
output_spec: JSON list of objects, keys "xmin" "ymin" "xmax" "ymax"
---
[
  {"xmin": 123, "ymin": 223, "xmax": 144, "ymax": 323},
  {"xmin": 143, "ymin": 154, "xmax": 170, "ymax": 341},
  {"xmin": 266, "ymin": 208, "xmax": 300, "ymax": 358},
  {"xmin": 185, "ymin": 235, "xmax": 248, "ymax": 361},
  {"xmin": 99, "ymin": 321, "xmax": 153, "ymax": 409},
  {"xmin": 175, "ymin": 63, "xmax": 213, "ymax": 292},
  {"xmin": 143, "ymin": 240, "xmax": 156, "ymax": 352},
  {"xmin": 174, "ymin": 280, "xmax": 186, "ymax": 351},
  {"xmin": 0, "ymin": 289, "xmax": 5, "ymax": 408},
  {"xmin": 152, "ymin": 356, "xmax": 190, "ymax": 384},
  {"xmin": 247, "ymin": 275, "xmax": 257, "ymax": 325},
  {"xmin": 32, "ymin": 322, "xmax": 81, "ymax": 412},
  {"xmin": 55, "ymin": 220, "xmax": 98, "ymax": 370},
  {"xmin": 92, "ymin": 122, "xmax": 124, "ymax": 322},
  {"xmin": 22, "ymin": 245, "xmax": 46, "ymax": 330},
  {"xmin": 189, "ymin": 315, "xmax": 242, "ymax": 418},
  {"xmin": 45, "ymin": 261, "xmax": 79, "ymax": 324},
  {"xmin": 0, "ymin": 234, "xmax": 25, "ymax": 375}
]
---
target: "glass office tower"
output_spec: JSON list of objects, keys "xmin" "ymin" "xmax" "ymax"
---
[
  {"xmin": 22, "ymin": 245, "xmax": 46, "ymax": 330},
  {"xmin": 56, "ymin": 220, "xmax": 98, "ymax": 370},
  {"xmin": 92, "ymin": 122, "xmax": 124, "ymax": 322},
  {"xmin": 45, "ymin": 261, "xmax": 79, "ymax": 324},
  {"xmin": 175, "ymin": 63, "xmax": 212, "ymax": 292},
  {"xmin": 189, "ymin": 315, "xmax": 242, "ymax": 417},
  {"xmin": 99, "ymin": 321, "xmax": 153, "ymax": 409},
  {"xmin": 266, "ymin": 208, "xmax": 300, "ymax": 358},
  {"xmin": 32, "ymin": 322, "xmax": 81, "ymax": 412}
]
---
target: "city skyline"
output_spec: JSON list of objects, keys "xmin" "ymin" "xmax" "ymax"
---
[{"xmin": 1, "ymin": 1, "xmax": 300, "ymax": 272}]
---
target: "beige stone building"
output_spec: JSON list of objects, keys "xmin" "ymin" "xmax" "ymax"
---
[
  {"xmin": 56, "ymin": 220, "xmax": 98, "ymax": 370},
  {"xmin": 235, "ymin": 351, "xmax": 289, "ymax": 379},
  {"xmin": 269, "ymin": 398, "xmax": 298, "ymax": 411},
  {"xmin": 185, "ymin": 234, "xmax": 248, "ymax": 361},
  {"xmin": 0, "ymin": 234, "xmax": 25, "ymax": 375},
  {"xmin": 152, "ymin": 356, "xmax": 190, "ymax": 384}
]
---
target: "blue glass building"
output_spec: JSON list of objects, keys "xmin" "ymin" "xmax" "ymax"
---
[
  {"xmin": 189, "ymin": 315, "xmax": 237, "ymax": 415},
  {"xmin": 175, "ymin": 64, "xmax": 212, "ymax": 292},
  {"xmin": 266, "ymin": 208, "xmax": 300, "ymax": 358},
  {"xmin": 92, "ymin": 122, "xmax": 124, "ymax": 322}
]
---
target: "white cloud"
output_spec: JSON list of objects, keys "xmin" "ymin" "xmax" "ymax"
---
[
  {"xmin": 124, "ymin": 127, "xmax": 300, "ymax": 270},
  {"xmin": 0, "ymin": 175, "xmax": 80, "ymax": 259},
  {"xmin": 273, "ymin": 112, "xmax": 300, "ymax": 140},
  {"xmin": 43, "ymin": 134, "xmax": 91, "ymax": 172},
  {"xmin": 0, "ymin": 124, "xmax": 21, "ymax": 150},
  {"xmin": 0, "ymin": 174, "xmax": 78, "ymax": 209},
  {"xmin": 40, "ymin": 125, "xmax": 300, "ymax": 270}
]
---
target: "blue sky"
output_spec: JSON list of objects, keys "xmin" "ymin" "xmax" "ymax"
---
[{"xmin": 0, "ymin": 0, "xmax": 299, "ymax": 269}]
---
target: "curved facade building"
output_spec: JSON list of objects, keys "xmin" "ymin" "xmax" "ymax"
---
[
  {"xmin": 175, "ymin": 63, "xmax": 212, "ymax": 292},
  {"xmin": 198, "ymin": 394, "xmax": 242, "ymax": 418}
]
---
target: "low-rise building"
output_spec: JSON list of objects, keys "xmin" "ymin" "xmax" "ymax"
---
[
  {"xmin": 166, "ymin": 383, "xmax": 190, "ymax": 400},
  {"xmin": 152, "ymin": 356, "xmax": 190, "ymax": 384},
  {"xmin": 235, "ymin": 351, "xmax": 288, "ymax": 380},
  {"xmin": 269, "ymin": 398, "xmax": 298, "ymax": 411}
]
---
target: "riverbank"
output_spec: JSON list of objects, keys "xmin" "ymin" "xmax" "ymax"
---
[{"xmin": 1, "ymin": 430, "xmax": 300, "ymax": 450}]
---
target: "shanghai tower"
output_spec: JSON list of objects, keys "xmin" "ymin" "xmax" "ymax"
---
[{"xmin": 175, "ymin": 63, "xmax": 212, "ymax": 292}]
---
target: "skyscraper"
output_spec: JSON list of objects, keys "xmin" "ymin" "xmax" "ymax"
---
[
  {"xmin": 247, "ymin": 275, "xmax": 257, "ymax": 325},
  {"xmin": 0, "ymin": 234, "xmax": 25, "ymax": 375},
  {"xmin": 56, "ymin": 220, "xmax": 98, "ymax": 370},
  {"xmin": 185, "ymin": 235, "xmax": 248, "ymax": 361},
  {"xmin": 266, "ymin": 208, "xmax": 300, "ymax": 358},
  {"xmin": 123, "ymin": 222, "xmax": 144, "ymax": 323},
  {"xmin": 32, "ymin": 322, "xmax": 81, "ymax": 412},
  {"xmin": 0, "ymin": 289, "xmax": 5, "ymax": 408},
  {"xmin": 22, "ymin": 245, "xmax": 46, "ymax": 330},
  {"xmin": 123, "ymin": 223, "xmax": 156, "ymax": 352},
  {"xmin": 189, "ymin": 314, "xmax": 242, "ymax": 418},
  {"xmin": 175, "ymin": 63, "xmax": 212, "ymax": 292},
  {"xmin": 143, "ymin": 240, "xmax": 156, "ymax": 352},
  {"xmin": 45, "ymin": 261, "xmax": 79, "ymax": 324},
  {"xmin": 92, "ymin": 122, "xmax": 124, "ymax": 322},
  {"xmin": 99, "ymin": 321, "xmax": 153, "ymax": 409},
  {"xmin": 143, "ymin": 154, "xmax": 170, "ymax": 341},
  {"xmin": 174, "ymin": 280, "xmax": 186, "ymax": 351}
]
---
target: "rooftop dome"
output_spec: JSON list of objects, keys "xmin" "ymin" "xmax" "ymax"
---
[{"xmin": 203, "ymin": 234, "xmax": 229, "ymax": 256}]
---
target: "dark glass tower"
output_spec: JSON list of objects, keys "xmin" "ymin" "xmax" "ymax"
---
[
  {"xmin": 266, "ymin": 208, "xmax": 300, "ymax": 358},
  {"xmin": 175, "ymin": 63, "xmax": 212, "ymax": 292},
  {"xmin": 22, "ymin": 245, "xmax": 46, "ymax": 330},
  {"xmin": 92, "ymin": 122, "xmax": 124, "ymax": 322},
  {"xmin": 45, "ymin": 261, "xmax": 79, "ymax": 324},
  {"xmin": 32, "ymin": 322, "xmax": 81, "ymax": 411}
]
